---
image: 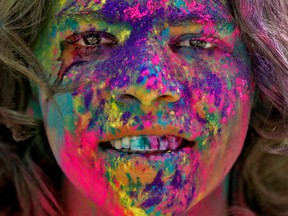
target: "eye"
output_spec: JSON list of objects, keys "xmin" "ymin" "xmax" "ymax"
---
[
  {"xmin": 65, "ymin": 31, "xmax": 118, "ymax": 47},
  {"xmin": 177, "ymin": 39, "xmax": 215, "ymax": 49}
]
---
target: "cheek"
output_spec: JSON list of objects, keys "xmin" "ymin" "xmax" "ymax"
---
[{"xmin": 182, "ymin": 52, "xmax": 252, "ymax": 178}]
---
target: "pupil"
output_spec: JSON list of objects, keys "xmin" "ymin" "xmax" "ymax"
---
[
  {"xmin": 189, "ymin": 40, "xmax": 207, "ymax": 48},
  {"xmin": 84, "ymin": 33, "xmax": 100, "ymax": 45}
]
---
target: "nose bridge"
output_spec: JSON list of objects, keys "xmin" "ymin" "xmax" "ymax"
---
[
  {"xmin": 112, "ymin": 36, "xmax": 181, "ymax": 106},
  {"xmin": 137, "ymin": 39, "xmax": 171, "ymax": 91}
]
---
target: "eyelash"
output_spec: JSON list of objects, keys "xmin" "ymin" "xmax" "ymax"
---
[
  {"xmin": 170, "ymin": 33, "xmax": 217, "ymax": 50},
  {"xmin": 65, "ymin": 31, "xmax": 215, "ymax": 50},
  {"xmin": 65, "ymin": 31, "xmax": 118, "ymax": 47},
  {"xmin": 176, "ymin": 39, "xmax": 215, "ymax": 49}
]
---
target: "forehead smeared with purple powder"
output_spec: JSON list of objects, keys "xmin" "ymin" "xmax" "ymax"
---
[{"xmin": 57, "ymin": 0, "xmax": 232, "ymax": 24}]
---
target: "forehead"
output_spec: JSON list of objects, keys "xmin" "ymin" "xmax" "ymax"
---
[{"xmin": 56, "ymin": 0, "xmax": 232, "ymax": 24}]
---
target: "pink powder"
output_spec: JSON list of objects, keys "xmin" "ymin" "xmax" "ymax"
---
[
  {"xmin": 152, "ymin": 55, "xmax": 161, "ymax": 65},
  {"xmin": 123, "ymin": 4, "xmax": 148, "ymax": 22}
]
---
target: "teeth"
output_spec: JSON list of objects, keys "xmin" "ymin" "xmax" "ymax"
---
[
  {"xmin": 108, "ymin": 135, "xmax": 184, "ymax": 153},
  {"xmin": 122, "ymin": 137, "xmax": 130, "ymax": 149},
  {"xmin": 169, "ymin": 136, "xmax": 182, "ymax": 150},
  {"xmin": 130, "ymin": 136, "xmax": 144, "ymax": 151},
  {"xmin": 159, "ymin": 136, "xmax": 169, "ymax": 150},
  {"xmin": 114, "ymin": 140, "xmax": 122, "ymax": 150}
]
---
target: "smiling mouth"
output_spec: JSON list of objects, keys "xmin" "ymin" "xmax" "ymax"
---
[{"xmin": 99, "ymin": 135, "xmax": 193, "ymax": 154}]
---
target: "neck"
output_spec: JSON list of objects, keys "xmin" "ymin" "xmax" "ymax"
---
[
  {"xmin": 62, "ymin": 178, "xmax": 102, "ymax": 216},
  {"xmin": 62, "ymin": 177, "xmax": 228, "ymax": 216}
]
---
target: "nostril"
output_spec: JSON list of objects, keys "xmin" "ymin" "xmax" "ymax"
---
[
  {"xmin": 116, "ymin": 93, "xmax": 180, "ymax": 105},
  {"xmin": 157, "ymin": 95, "xmax": 179, "ymax": 103},
  {"xmin": 117, "ymin": 94, "xmax": 139, "ymax": 103},
  {"xmin": 113, "ymin": 87, "xmax": 181, "ymax": 105}
]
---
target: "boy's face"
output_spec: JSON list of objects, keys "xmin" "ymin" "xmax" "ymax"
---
[{"xmin": 33, "ymin": 0, "xmax": 253, "ymax": 215}]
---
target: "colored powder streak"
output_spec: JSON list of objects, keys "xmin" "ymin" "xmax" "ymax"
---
[
  {"xmin": 103, "ymin": 148, "xmax": 200, "ymax": 215},
  {"xmin": 118, "ymin": 28, "xmax": 132, "ymax": 44},
  {"xmin": 121, "ymin": 111, "xmax": 132, "ymax": 125},
  {"xmin": 104, "ymin": 100, "xmax": 123, "ymax": 128},
  {"xmin": 61, "ymin": 133, "xmax": 106, "ymax": 201},
  {"xmin": 58, "ymin": 0, "xmax": 106, "ymax": 14},
  {"xmin": 123, "ymin": 3, "xmax": 149, "ymax": 21},
  {"xmin": 152, "ymin": 55, "xmax": 161, "ymax": 65}
]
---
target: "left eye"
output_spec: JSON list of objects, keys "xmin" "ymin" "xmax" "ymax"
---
[
  {"xmin": 177, "ymin": 39, "xmax": 215, "ymax": 49},
  {"xmin": 66, "ymin": 32, "xmax": 117, "ymax": 47}
]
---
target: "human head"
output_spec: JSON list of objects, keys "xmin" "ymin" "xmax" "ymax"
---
[
  {"xmin": 31, "ymin": 0, "xmax": 253, "ymax": 215},
  {"xmin": 0, "ymin": 0, "xmax": 287, "ymax": 215}
]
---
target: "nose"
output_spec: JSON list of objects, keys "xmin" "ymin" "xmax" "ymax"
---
[
  {"xmin": 111, "ymin": 39, "xmax": 181, "ymax": 106},
  {"xmin": 114, "ymin": 83, "xmax": 181, "ymax": 106}
]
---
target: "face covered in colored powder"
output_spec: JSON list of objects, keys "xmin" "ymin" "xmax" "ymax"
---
[{"xmin": 32, "ymin": 0, "xmax": 253, "ymax": 215}]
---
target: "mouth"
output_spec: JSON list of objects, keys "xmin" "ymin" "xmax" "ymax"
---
[{"xmin": 99, "ymin": 135, "xmax": 194, "ymax": 154}]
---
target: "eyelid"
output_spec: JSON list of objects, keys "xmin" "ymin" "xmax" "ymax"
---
[
  {"xmin": 172, "ymin": 34, "xmax": 215, "ymax": 46},
  {"xmin": 178, "ymin": 39, "xmax": 215, "ymax": 49},
  {"xmin": 65, "ymin": 31, "xmax": 118, "ymax": 45},
  {"xmin": 171, "ymin": 33, "xmax": 232, "ymax": 52}
]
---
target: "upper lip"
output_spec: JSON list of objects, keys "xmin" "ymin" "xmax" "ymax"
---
[{"xmin": 97, "ymin": 125, "xmax": 194, "ymax": 143}]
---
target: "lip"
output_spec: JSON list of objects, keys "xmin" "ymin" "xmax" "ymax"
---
[
  {"xmin": 96, "ymin": 125, "xmax": 195, "ymax": 144},
  {"xmin": 98, "ymin": 134, "xmax": 196, "ymax": 165},
  {"xmin": 98, "ymin": 143, "xmax": 196, "ymax": 167},
  {"xmin": 99, "ymin": 135, "xmax": 194, "ymax": 152},
  {"xmin": 96, "ymin": 126, "xmax": 197, "ymax": 161}
]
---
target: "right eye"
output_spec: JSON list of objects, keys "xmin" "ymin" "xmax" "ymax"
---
[
  {"xmin": 65, "ymin": 31, "xmax": 118, "ymax": 47},
  {"xmin": 178, "ymin": 39, "xmax": 215, "ymax": 49}
]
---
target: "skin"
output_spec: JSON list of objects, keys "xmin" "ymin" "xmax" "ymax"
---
[{"xmin": 32, "ymin": 0, "xmax": 254, "ymax": 215}]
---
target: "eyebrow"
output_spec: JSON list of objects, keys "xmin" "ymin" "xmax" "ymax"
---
[
  {"xmin": 56, "ymin": 10, "xmax": 121, "ymax": 24},
  {"xmin": 168, "ymin": 15, "xmax": 214, "ymax": 26},
  {"xmin": 168, "ymin": 10, "xmax": 233, "ymax": 26}
]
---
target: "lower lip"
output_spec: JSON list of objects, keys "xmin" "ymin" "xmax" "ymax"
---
[{"xmin": 98, "ymin": 144, "xmax": 195, "ymax": 161}]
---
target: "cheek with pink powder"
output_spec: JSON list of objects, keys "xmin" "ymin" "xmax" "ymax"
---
[{"xmin": 34, "ymin": 0, "xmax": 254, "ymax": 215}]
